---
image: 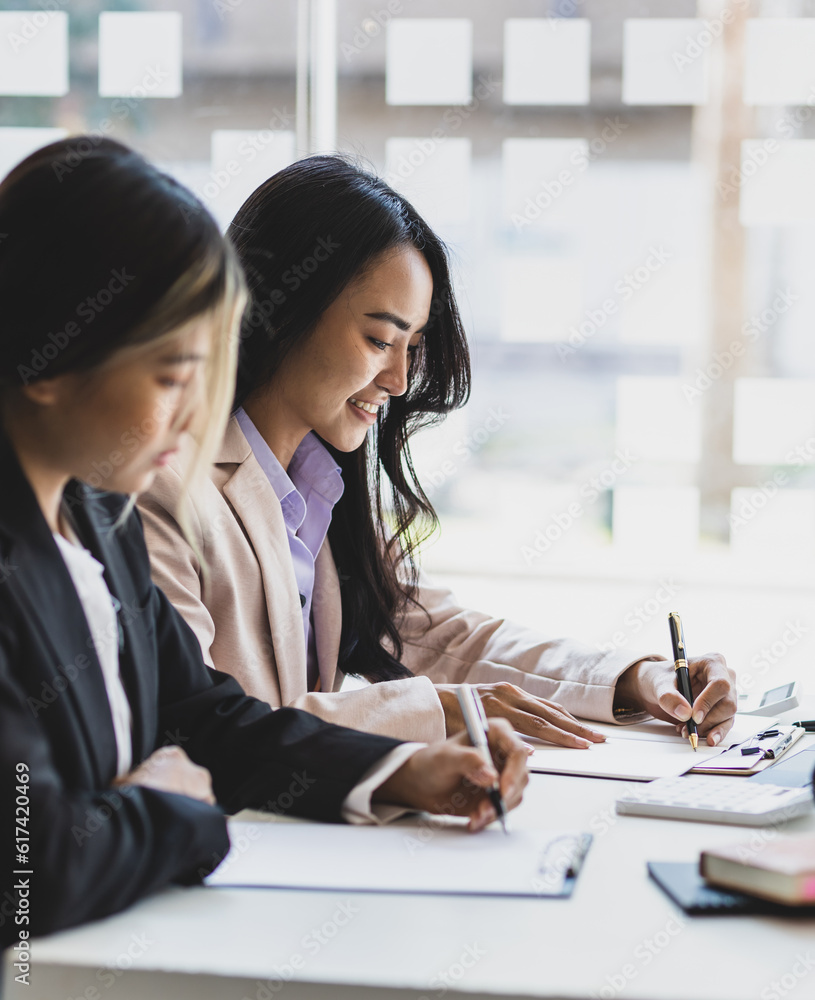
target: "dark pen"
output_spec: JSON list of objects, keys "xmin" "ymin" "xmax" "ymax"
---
[
  {"xmin": 791, "ymin": 720, "xmax": 815, "ymax": 733},
  {"xmin": 668, "ymin": 612, "xmax": 698, "ymax": 751},
  {"xmin": 456, "ymin": 684, "xmax": 508, "ymax": 834}
]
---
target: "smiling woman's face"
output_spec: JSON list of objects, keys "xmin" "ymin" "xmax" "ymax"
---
[{"xmin": 266, "ymin": 245, "xmax": 434, "ymax": 455}]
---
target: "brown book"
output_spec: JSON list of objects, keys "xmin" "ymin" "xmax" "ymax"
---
[{"xmin": 700, "ymin": 834, "xmax": 815, "ymax": 906}]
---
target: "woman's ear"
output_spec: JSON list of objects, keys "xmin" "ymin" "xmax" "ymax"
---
[{"xmin": 19, "ymin": 375, "xmax": 68, "ymax": 407}]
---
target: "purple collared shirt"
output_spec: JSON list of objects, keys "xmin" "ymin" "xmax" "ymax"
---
[{"xmin": 235, "ymin": 408, "xmax": 344, "ymax": 688}]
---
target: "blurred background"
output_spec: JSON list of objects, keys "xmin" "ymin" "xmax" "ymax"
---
[{"xmin": 2, "ymin": 0, "xmax": 815, "ymax": 693}]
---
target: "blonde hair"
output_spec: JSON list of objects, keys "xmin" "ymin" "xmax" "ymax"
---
[{"xmin": 110, "ymin": 245, "xmax": 246, "ymax": 554}]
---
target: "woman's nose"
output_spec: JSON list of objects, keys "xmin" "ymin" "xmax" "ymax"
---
[{"xmin": 375, "ymin": 350, "xmax": 410, "ymax": 397}]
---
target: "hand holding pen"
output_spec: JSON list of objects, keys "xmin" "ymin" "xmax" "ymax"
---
[
  {"xmin": 372, "ymin": 704, "xmax": 528, "ymax": 833},
  {"xmin": 615, "ymin": 625, "xmax": 737, "ymax": 746},
  {"xmin": 457, "ymin": 685, "xmax": 510, "ymax": 833},
  {"xmin": 668, "ymin": 613, "xmax": 698, "ymax": 751}
]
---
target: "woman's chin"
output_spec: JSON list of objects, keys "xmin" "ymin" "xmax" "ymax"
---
[{"xmin": 318, "ymin": 426, "xmax": 370, "ymax": 453}]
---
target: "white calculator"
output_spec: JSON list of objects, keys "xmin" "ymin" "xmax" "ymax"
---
[{"xmin": 616, "ymin": 775, "xmax": 813, "ymax": 826}]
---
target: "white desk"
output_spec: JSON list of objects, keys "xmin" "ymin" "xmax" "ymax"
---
[{"xmin": 5, "ymin": 736, "xmax": 815, "ymax": 1000}]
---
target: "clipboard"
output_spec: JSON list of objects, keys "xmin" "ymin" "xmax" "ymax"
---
[
  {"xmin": 688, "ymin": 726, "xmax": 805, "ymax": 775},
  {"xmin": 204, "ymin": 821, "xmax": 592, "ymax": 899},
  {"xmin": 533, "ymin": 833, "xmax": 592, "ymax": 898}
]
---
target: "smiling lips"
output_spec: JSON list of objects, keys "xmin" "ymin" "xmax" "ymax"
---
[{"xmin": 349, "ymin": 397, "xmax": 382, "ymax": 415}]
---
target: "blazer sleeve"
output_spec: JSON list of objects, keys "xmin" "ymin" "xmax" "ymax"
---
[
  {"xmin": 396, "ymin": 570, "xmax": 664, "ymax": 724},
  {"xmin": 287, "ymin": 678, "xmax": 445, "ymax": 743},
  {"xmin": 0, "ymin": 617, "xmax": 230, "ymax": 945},
  {"xmin": 148, "ymin": 581, "xmax": 404, "ymax": 819}
]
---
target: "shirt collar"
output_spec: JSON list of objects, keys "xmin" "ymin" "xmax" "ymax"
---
[{"xmin": 234, "ymin": 409, "xmax": 343, "ymax": 529}]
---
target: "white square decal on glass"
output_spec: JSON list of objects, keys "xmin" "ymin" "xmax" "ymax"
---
[
  {"xmin": 504, "ymin": 19, "xmax": 590, "ymax": 105},
  {"xmin": 0, "ymin": 11, "xmax": 68, "ymax": 96},
  {"xmin": 202, "ymin": 130, "xmax": 296, "ymax": 230},
  {"xmin": 730, "ymin": 488, "xmax": 815, "ymax": 562},
  {"xmin": 744, "ymin": 19, "xmax": 815, "ymax": 106},
  {"xmin": 501, "ymin": 258, "xmax": 582, "ymax": 342},
  {"xmin": 613, "ymin": 487, "xmax": 700, "ymax": 555},
  {"xmin": 621, "ymin": 257, "xmax": 704, "ymax": 346},
  {"xmin": 99, "ymin": 12, "xmax": 183, "ymax": 98},
  {"xmin": 733, "ymin": 378, "xmax": 815, "ymax": 465},
  {"xmin": 615, "ymin": 376, "xmax": 701, "ymax": 463},
  {"xmin": 386, "ymin": 19, "xmax": 472, "ymax": 105},
  {"xmin": 502, "ymin": 138, "xmax": 589, "ymax": 230},
  {"xmin": 739, "ymin": 141, "xmax": 815, "ymax": 226},
  {"xmin": 385, "ymin": 137, "xmax": 471, "ymax": 227},
  {"xmin": 622, "ymin": 19, "xmax": 709, "ymax": 106},
  {"xmin": 0, "ymin": 127, "xmax": 67, "ymax": 182}
]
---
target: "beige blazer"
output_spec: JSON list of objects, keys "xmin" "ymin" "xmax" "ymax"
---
[{"xmin": 138, "ymin": 416, "xmax": 657, "ymax": 743}]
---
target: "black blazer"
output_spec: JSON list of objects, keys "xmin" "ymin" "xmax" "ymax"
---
[{"xmin": 0, "ymin": 434, "xmax": 401, "ymax": 945}]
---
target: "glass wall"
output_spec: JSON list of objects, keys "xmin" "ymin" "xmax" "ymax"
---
[{"xmin": 3, "ymin": 0, "xmax": 814, "ymax": 687}]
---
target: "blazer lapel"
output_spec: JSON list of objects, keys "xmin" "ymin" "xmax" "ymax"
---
[
  {"xmin": 313, "ymin": 539, "xmax": 342, "ymax": 693},
  {"xmin": 219, "ymin": 431, "xmax": 308, "ymax": 706},
  {"xmin": 0, "ymin": 451, "xmax": 118, "ymax": 786}
]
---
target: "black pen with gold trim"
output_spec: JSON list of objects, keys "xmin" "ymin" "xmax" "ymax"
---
[{"xmin": 668, "ymin": 612, "xmax": 698, "ymax": 751}]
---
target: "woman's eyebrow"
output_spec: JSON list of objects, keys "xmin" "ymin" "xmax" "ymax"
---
[
  {"xmin": 160, "ymin": 352, "xmax": 208, "ymax": 364},
  {"xmin": 364, "ymin": 310, "xmax": 414, "ymax": 332}
]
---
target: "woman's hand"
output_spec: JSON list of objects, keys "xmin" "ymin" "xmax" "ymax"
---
[
  {"xmin": 614, "ymin": 654, "xmax": 737, "ymax": 746},
  {"xmin": 373, "ymin": 717, "xmax": 529, "ymax": 832},
  {"xmin": 436, "ymin": 682, "xmax": 606, "ymax": 747},
  {"xmin": 113, "ymin": 746, "xmax": 217, "ymax": 805}
]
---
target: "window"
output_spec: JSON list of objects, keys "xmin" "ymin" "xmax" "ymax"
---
[{"xmin": 4, "ymin": 0, "xmax": 813, "ymax": 687}]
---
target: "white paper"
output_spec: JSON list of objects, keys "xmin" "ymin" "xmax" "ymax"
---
[
  {"xmin": 205, "ymin": 820, "xmax": 585, "ymax": 897},
  {"xmin": 528, "ymin": 714, "xmax": 779, "ymax": 781},
  {"xmin": 587, "ymin": 713, "xmax": 779, "ymax": 746}
]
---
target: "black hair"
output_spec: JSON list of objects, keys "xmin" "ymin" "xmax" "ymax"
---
[
  {"xmin": 228, "ymin": 155, "xmax": 471, "ymax": 683},
  {"xmin": 0, "ymin": 135, "xmax": 237, "ymax": 389}
]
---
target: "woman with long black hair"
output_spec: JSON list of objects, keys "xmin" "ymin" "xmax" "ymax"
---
[
  {"xmin": 0, "ymin": 138, "xmax": 528, "ymax": 944},
  {"xmin": 141, "ymin": 155, "xmax": 736, "ymax": 747}
]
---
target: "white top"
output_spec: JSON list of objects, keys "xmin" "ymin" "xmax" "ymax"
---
[{"xmin": 54, "ymin": 531, "xmax": 133, "ymax": 776}]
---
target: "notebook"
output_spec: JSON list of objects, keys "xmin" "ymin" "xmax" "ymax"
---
[{"xmin": 701, "ymin": 834, "xmax": 815, "ymax": 905}]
